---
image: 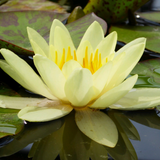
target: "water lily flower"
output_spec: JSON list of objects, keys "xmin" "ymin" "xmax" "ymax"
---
[{"xmin": 0, "ymin": 19, "xmax": 148, "ymax": 148}]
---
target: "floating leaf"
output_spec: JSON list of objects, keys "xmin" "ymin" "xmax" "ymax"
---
[
  {"xmin": 0, "ymin": 108, "xmax": 23, "ymax": 139},
  {"xmin": 131, "ymin": 58, "xmax": 160, "ymax": 88},
  {"xmin": 66, "ymin": 13, "xmax": 107, "ymax": 48},
  {"xmin": 67, "ymin": 6, "xmax": 85, "ymax": 24},
  {"xmin": 0, "ymin": 11, "xmax": 69, "ymax": 55},
  {"xmin": 0, "ymin": 0, "xmax": 66, "ymax": 12},
  {"xmin": 0, "ymin": 82, "xmax": 19, "ymax": 96},
  {"xmin": 110, "ymin": 25, "xmax": 160, "ymax": 53},
  {"xmin": 0, "ymin": 11, "xmax": 106, "ymax": 55},
  {"xmin": 137, "ymin": 11, "xmax": 160, "ymax": 23},
  {"xmin": 84, "ymin": 0, "xmax": 149, "ymax": 23}
]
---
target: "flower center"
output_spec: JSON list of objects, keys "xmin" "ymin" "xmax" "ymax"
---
[{"xmin": 54, "ymin": 46, "xmax": 108, "ymax": 74}]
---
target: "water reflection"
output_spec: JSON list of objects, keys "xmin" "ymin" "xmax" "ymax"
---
[{"xmin": 1, "ymin": 109, "xmax": 160, "ymax": 160}]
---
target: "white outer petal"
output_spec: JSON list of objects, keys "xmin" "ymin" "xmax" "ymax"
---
[
  {"xmin": 0, "ymin": 95, "xmax": 49, "ymax": 109},
  {"xmin": 102, "ymin": 42, "xmax": 145, "ymax": 93},
  {"xmin": 64, "ymin": 68, "xmax": 94, "ymax": 107},
  {"xmin": 49, "ymin": 19, "xmax": 71, "ymax": 47},
  {"xmin": 95, "ymin": 31, "xmax": 117, "ymax": 61},
  {"xmin": 54, "ymin": 26, "xmax": 75, "ymax": 64},
  {"xmin": 92, "ymin": 61, "xmax": 112, "ymax": 98},
  {"xmin": 110, "ymin": 88, "xmax": 160, "ymax": 110},
  {"xmin": 0, "ymin": 49, "xmax": 56, "ymax": 100},
  {"xmin": 34, "ymin": 55, "xmax": 67, "ymax": 101},
  {"xmin": 115, "ymin": 37, "xmax": 146, "ymax": 57},
  {"xmin": 18, "ymin": 104, "xmax": 72, "ymax": 122},
  {"xmin": 90, "ymin": 75, "xmax": 138, "ymax": 109},
  {"xmin": 79, "ymin": 21, "xmax": 104, "ymax": 50},
  {"xmin": 62, "ymin": 60, "xmax": 82, "ymax": 79},
  {"xmin": 27, "ymin": 27, "xmax": 49, "ymax": 57}
]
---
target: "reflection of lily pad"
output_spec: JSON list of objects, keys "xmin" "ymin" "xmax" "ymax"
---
[
  {"xmin": 110, "ymin": 25, "xmax": 160, "ymax": 53},
  {"xmin": 131, "ymin": 58, "xmax": 160, "ymax": 88},
  {"xmin": 0, "ymin": 118, "xmax": 64, "ymax": 156}
]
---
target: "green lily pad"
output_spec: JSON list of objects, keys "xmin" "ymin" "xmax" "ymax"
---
[
  {"xmin": 137, "ymin": 11, "xmax": 160, "ymax": 23},
  {"xmin": 0, "ymin": 81, "xmax": 23, "ymax": 139},
  {"xmin": 0, "ymin": 82, "xmax": 19, "ymax": 96},
  {"xmin": 0, "ymin": 11, "xmax": 69, "ymax": 55},
  {"xmin": 0, "ymin": 108, "xmax": 24, "ymax": 138},
  {"xmin": 131, "ymin": 58, "xmax": 160, "ymax": 88},
  {"xmin": 0, "ymin": 0, "xmax": 66, "ymax": 12},
  {"xmin": 83, "ymin": 0, "xmax": 149, "ymax": 23},
  {"xmin": 66, "ymin": 12, "xmax": 107, "ymax": 48},
  {"xmin": 0, "ymin": 11, "xmax": 106, "ymax": 55},
  {"xmin": 110, "ymin": 25, "xmax": 160, "ymax": 53}
]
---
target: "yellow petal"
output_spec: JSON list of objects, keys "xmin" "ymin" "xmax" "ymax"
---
[
  {"xmin": 18, "ymin": 104, "xmax": 73, "ymax": 122},
  {"xmin": 103, "ymin": 42, "xmax": 145, "ymax": 93},
  {"xmin": 0, "ymin": 95, "xmax": 48, "ymax": 109},
  {"xmin": 64, "ymin": 68, "xmax": 94, "ymax": 107},
  {"xmin": 76, "ymin": 40, "xmax": 93, "ymax": 65},
  {"xmin": 90, "ymin": 75, "xmax": 138, "ymax": 109},
  {"xmin": 75, "ymin": 108, "xmax": 118, "ymax": 147},
  {"xmin": 95, "ymin": 31, "xmax": 117, "ymax": 62},
  {"xmin": 79, "ymin": 21, "xmax": 104, "ymax": 50},
  {"xmin": 0, "ymin": 60, "xmax": 35, "ymax": 93},
  {"xmin": 115, "ymin": 37, "xmax": 146, "ymax": 57},
  {"xmin": 110, "ymin": 88, "xmax": 160, "ymax": 110},
  {"xmin": 27, "ymin": 27, "xmax": 49, "ymax": 57},
  {"xmin": 33, "ymin": 55, "xmax": 67, "ymax": 101},
  {"xmin": 54, "ymin": 26, "xmax": 75, "ymax": 63},
  {"xmin": 49, "ymin": 19, "xmax": 71, "ymax": 46},
  {"xmin": 93, "ymin": 62, "xmax": 112, "ymax": 98},
  {"xmin": 0, "ymin": 49, "xmax": 56, "ymax": 100},
  {"xmin": 62, "ymin": 60, "xmax": 82, "ymax": 79}
]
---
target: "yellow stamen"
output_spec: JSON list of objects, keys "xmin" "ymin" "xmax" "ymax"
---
[
  {"xmin": 106, "ymin": 57, "xmax": 108, "ymax": 63},
  {"xmin": 59, "ymin": 51, "xmax": 65, "ymax": 69},
  {"xmin": 74, "ymin": 50, "xmax": 77, "ymax": 61},
  {"xmin": 93, "ymin": 49, "xmax": 98, "ymax": 71},
  {"xmin": 99, "ymin": 53, "xmax": 102, "ymax": 68},
  {"xmin": 83, "ymin": 58, "xmax": 85, "ymax": 68},
  {"xmin": 85, "ymin": 47, "xmax": 88, "ymax": 68},
  {"xmin": 53, "ymin": 46, "xmax": 104, "ymax": 74},
  {"xmin": 66, "ymin": 47, "xmax": 72, "ymax": 62},
  {"xmin": 55, "ymin": 51, "xmax": 58, "ymax": 65}
]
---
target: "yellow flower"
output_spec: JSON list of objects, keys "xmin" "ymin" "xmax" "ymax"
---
[{"xmin": 0, "ymin": 19, "xmax": 148, "ymax": 147}]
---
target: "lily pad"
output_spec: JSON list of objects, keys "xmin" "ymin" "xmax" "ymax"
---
[
  {"xmin": 0, "ymin": 11, "xmax": 106, "ymax": 55},
  {"xmin": 66, "ymin": 12, "xmax": 107, "ymax": 48},
  {"xmin": 0, "ymin": 82, "xmax": 23, "ymax": 139},
  {"xmin": 131, "ymin": 58, "xmax": 160, "ymax": 88},
  {"xmin": 137, "ymin": 11, "xmax": 160, "ymax": 23},
  {"xmin": 110, "ymin": 25, "xmax": 160, "ymax": 53},
  {"xmin": 0, "ymin": 108, "xmax": 24, "ymax": 139},
  {"xmin": 0, "ymin": 11, "xmax": 69, "ymax": 55},
  {"xmin": 83, "ymin": 0, "xmax": 149, "ymax": 23},
  {"xmin": 0, "ymin": 0, "xmax": 66, "ymax": 12}
]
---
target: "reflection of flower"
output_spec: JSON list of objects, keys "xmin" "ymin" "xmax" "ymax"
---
[{"xmin": 0, "ymin": 19, "xmax": 146, "ymax": 147}]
